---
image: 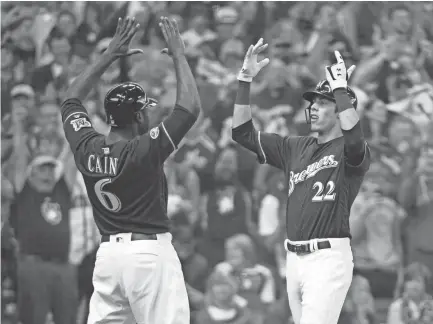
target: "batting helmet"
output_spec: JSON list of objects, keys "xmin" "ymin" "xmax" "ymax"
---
[
  {"xmin": 104, "ymin": 82, "xmax": 157, "ymax": 127},
  {"xmin": 302, "ymin": 80, "xmax": 358, "ymax": 124}
]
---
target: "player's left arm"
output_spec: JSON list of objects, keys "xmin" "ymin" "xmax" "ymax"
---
[{"xmin": 326, "ymin": 51, "xmax": 371, "ymax": 175}]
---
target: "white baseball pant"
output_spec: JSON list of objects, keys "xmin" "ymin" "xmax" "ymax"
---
[
  {"xmin": 285, "ymin": 237, "xmax": 353, "ymax": 324},
  {"xmin": 87, "ymin": 232, "xmax": 189, "ymax": 324}
]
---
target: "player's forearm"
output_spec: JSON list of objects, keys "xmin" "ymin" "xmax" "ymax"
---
[
  {"xmin": 334, "ymin": 89, "xmax": 365, "ymax": 165},
  {"xmin": 64, "ymin": 52, "xmax": 117, "ymax": 103},
  {"xmin": 172, "ymin": 54, "xmax": 201, "ymax": 118},
  {"xmin": 231, "ymin": 82, "xmax": 257, "ymax": 152},
  {"xmin": 232, "ymin": 81, "xmax": 253, "ymax": 128},
  {"xmin": 334, "ymin": 89, "xmax": 359, "ymax": 130}
]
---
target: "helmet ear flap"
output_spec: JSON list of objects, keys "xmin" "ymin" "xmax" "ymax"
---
[{"xmin": 305, "ymin": 103, "xmax": 312, "ymax": 124}]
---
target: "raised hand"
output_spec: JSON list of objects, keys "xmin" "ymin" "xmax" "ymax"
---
[
  {"xmin": 159, "ymin": 16, "xmax": 185, "ymax": 57},
  {"xmin": 106, "ymin": 17, "xmax": 143, "ymax": 57},
  {"xmin": 325, "ymin": 50, "xmax": 356, "ymax": 91},
  {"xmin": 238, "ymin": 38, "xmax": 270, "ymax": 83}
]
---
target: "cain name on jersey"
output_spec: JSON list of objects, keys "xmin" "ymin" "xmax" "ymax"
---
[
  {"xmin": 87, "ymin": 154, "xmax": 119, "ymax": 176},
  {"xmin": 288, "ymin": 155, "xmax": 339, "ymax": 196}
]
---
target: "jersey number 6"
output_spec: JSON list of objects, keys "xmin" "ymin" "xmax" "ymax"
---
[
  {"xmin": 94, "ymin": 178, "xmax": 122, "ymax": 212},
  {"xmin": 312, "ymin": 181, "xmax": 336, "ymax": 202}
]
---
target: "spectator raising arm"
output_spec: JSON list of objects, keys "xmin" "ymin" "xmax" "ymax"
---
[{"xmin": 63, "ymin": 16, "xmax": 143, "ymax": 104}]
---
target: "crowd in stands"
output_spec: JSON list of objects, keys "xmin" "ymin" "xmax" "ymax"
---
[{"xmin": 1, "ymin": 2, "xmax": 433, "ymax": 324}]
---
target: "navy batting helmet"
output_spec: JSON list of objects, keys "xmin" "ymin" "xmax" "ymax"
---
[
  {"xmin": 303, "ymin": 80, "xmax": 358, "ymax": 124},
  {"xmin": 104, "ymin": 82, "xmax": 157, "ymax": 127}
]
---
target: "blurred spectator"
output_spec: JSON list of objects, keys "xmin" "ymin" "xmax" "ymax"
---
[
  {"xmin": 202, "ymin": 6, "xmax": 240, "ymax": 60},
  {"xmin": 173, "ymin": 116, "xmax": 218, "ymax": 193},
  {"xmin": 194, "ymin": 269, "xmax": 257, "ymax": 324},
  {"xmin": 73, "ymin": 3, "xmax": 103, "ymax": 57},
  {"xmin": 387, "ymin": 263, "xmax": 433, "ymax": 324},
  {"xmin": 172, "ymin": 211, "xmax": 210, "ymax": 311},
  {"xmin": 399, "ymin": 124, "xmax": 433, "ymax": 290},
  {"xmin": 199, "ymin": 146, "xmax": 254, "ymax": 268},
  {"xmin": 182, "ymin": 14, "xmax": 216, "ymax": 48},
  {"xmin": 215, "ymin": 234, "xmax": 276, "ymax": 314},
  {"xmin": 351, "ymin": 160, "xmax": 407, "ymax": 298},
  {"xmin": 31, "ymin": 29, "xmax": 72, "ymax": 101},
  {"xmin": 10, "ymin": 155, "xmax": 78, "ymax": 324},
  {"xmin": 165, "ymin": 154, "xmax": 201, "ymax": 224},
  {"xmin": 251, "ymin": 59, "xmax": 302, "ymax": 120},
  {"xmin": 69, "ymin": 169, "xmax": 100, "ymax": 324},
  {"xmin": 56, "ymin": 10, "xmax": 77, "ymax": 41},
  {"xmin": 339, "ymin": 275, "xmax": 375, "ymax": 324}
]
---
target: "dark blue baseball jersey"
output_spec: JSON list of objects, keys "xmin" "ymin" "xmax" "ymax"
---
[
  {"xmin": 232, "ymin": 120, "xmax": 371, "ymax": 241},
  {"xmin": 61, "ymin": 98, "xmax": 197, "ymax": 235}
]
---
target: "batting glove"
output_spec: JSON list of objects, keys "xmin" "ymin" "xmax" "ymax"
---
[
  {"xmin": 325, "ymin": 51, "xmax": 356, "ymax": 91},
  {"xmin": 237, "ymin": 38, "xmax": 270, "ymax": 83}
]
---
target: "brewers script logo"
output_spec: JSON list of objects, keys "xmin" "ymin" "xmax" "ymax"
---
[{"xmin": 288, "ymin": 155, "xmax": 338, "ymax": 196}]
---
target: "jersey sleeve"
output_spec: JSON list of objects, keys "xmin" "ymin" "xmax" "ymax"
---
[
  {"xmin": 61, "ymin": 99, "xmax": 99, "ymax": 155},
  {"xmin": 131, "ymin": 105, "xmax": 197, "ymax": 166},
  {"xmin": 232, "ymin": 119, "xmax": 294, "ymax": 171},
  {"xmin": 345, "ymin": 141, "xmax": 371, "ymax": 177}
]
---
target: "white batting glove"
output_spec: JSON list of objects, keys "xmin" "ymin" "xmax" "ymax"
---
[
  {"xmin": 325, "ymin": 51, "xmax": 356, "ymax": 91},
  {"xmin": 237, "ymin": 38, "xmax": 270, "ymax": 83}
]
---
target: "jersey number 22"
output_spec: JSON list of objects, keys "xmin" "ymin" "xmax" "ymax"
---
[
  {"xmin": 94, "ymin": 178, "xmax": 122, "ymax": 212},
  {"xmin": 312, "ymin": 181, "xmax": 336, "ymax": 202}
]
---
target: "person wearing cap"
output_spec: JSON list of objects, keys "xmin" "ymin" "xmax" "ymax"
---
[
  {"xmin": 1, "ymin": 83, "xmax": 36, "ymax": 195},
  {"xmin": 2, "ymin": 83, "xmax": 35, "ymax": 140},
  {"xmin": 60, "ymin": 16, "xmax": 201, "ymax": 324},
  {"xmin": 10, "ymin": 83, "xmax": 35, "ymax": 113},
  {"xmin": 9, "ymin": 154, "xmax": 79, "ymax": 324},
  {"xmin": 232, "ymin": 38, "xmax": 371, "ymax": 324}
]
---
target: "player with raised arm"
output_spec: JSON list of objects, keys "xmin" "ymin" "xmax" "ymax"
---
[
  {"xmin": 231, "ymin": 39, "xmax": 370, "ymax": 324},
  {"xmin": 61, "ymin": 16, "xmax": 201, "ymax": 324}
]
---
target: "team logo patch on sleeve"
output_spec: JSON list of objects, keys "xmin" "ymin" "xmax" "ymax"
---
[
  {"xmin": 70, "ymin": 117, "xmax": 91, "ymax": 131},
  {"xmin": 150, "ymin": 126, "xmax": 159, "ymax": 139}
]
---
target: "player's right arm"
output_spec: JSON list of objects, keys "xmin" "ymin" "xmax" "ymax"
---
[
  {"xmin": 231, "ymin": 39, "xmax": 291, "ymax": 170},
  {"xmin": 62, "ymin": 17, "xmax": 143, "ymax": 154}
]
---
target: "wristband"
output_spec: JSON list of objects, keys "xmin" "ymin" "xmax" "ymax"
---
[
  {"xmin": 333, "ymin": 89, "xmax": 353, "ymax": 113},
  {"xmin": 237, "ymin": 73, "xmax": 253, "ymax": 83}
]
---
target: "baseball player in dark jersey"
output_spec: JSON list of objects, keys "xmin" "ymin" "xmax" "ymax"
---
[
  {"xmin": 231, "ymin": 39, "xmax": 371, "ymax": 324},
  {"xmin": 61, "ymin": 16, "xmax": 201, "ymax": 324}
]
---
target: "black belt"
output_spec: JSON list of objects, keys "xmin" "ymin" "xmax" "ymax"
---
[
  {"xmin": 285, "ymin": 240, "xmax": 331, "ymax": 254},
  {"xmin": 101, "ymin": 233, "xmax": 157, "ymax": 243}
]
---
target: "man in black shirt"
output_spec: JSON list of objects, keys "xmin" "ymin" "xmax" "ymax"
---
[
  {"xmin": 62, "ymin": 16, "xmax": 201, "ymax": 324},
  {"xmin": 231, "ymin": 39, "xmax": 370, "ymax": 324}
]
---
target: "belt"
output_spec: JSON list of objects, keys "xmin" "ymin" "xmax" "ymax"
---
[
  {"xmin": 285, "ymin": 240, "xmax": 331, "ymax": 254},
  {"xmin": 101, "ymin": 233, "xmax": 157, "ymax": 243}
]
